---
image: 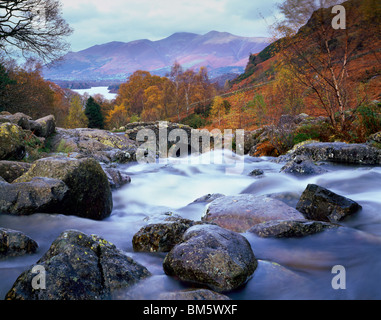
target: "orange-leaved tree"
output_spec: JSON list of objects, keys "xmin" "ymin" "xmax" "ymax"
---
[{"xmin": 272, "ymin": 0, "xmax": 381, "ymax": 132}]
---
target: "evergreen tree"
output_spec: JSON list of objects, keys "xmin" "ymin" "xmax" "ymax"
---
[{"xmin": 85, "ymin": 96, "xmax": 104, "ymax": 129}]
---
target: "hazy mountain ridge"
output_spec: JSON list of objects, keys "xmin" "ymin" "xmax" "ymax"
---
[{"xmin": 43, "ymin": 31, "xmax": 270, "ymax": 81}]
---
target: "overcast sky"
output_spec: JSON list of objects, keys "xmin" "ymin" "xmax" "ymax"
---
[{"xmin": 61, "ymin": 0, "xmax": 281, "ymax": 52}]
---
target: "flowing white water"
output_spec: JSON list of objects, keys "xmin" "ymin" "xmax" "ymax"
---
[{"xmin": 1, "ymin": 152, "xmax": 380, "ymax": 300}]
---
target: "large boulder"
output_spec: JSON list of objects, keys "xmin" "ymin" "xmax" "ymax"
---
[
  {"xmin": 203, "ymin": 194, "xmax": 305, "ymax": 233},
  {"xmin": 0, "ymin": 161, "xmax": 32, "ymax": 182},
  {"xmin": 248, "ymin": 219, "xmax": 338, "ymax": 238},
  {"xmin": 14, "ymin": 157, "xmax": 113, "ymax": 220},
  {"xmin": 0, "ymin": 177, "xmax": 68, "ymax": 215},
  {"xmin": 50, "ymin": 128, "xmax": 137, "ymax": 163},
  {"xmin": 0, "ymin": 112, "xmax": 31, "ymax": 130},
  {"xmin": 280, "ymin": 155, "xmax": 329, "ymax": 176},
  {"xmin": 0, "ymin": 123, "xmax": 27, "ymax": 160},
  {"xmin": 296, "ymin": 184, "xmax": 362, "ymax": 222},
  {"xmin": 125, "ymin": 121, "xmax": 211, "ymax": 156},
  {"xmin": 5, "ymin": 230, "xmax": 151, "ymax": 300},
  {"xmin": 163, "ymin": 224, "xmax": 257, "ymax": 293},
  {"xmin": 0, "ymin": 227, "xmax": 38, "ymax": 257},
  {"xmin": 290, "ymin": 142, "xmax": 381, "ymax": 165},
  {"xmin": 0, "ymin": 112, "xmax": 56, "ymax": 138},
  {"xmin": 35, "ymin": 115, "xmax": 56, "ymax": 138}
]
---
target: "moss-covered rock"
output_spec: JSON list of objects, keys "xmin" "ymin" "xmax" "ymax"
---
[
  {"xmin": 14, "ymin": 157, "xmax": 112, "ymax": 220},
  {"xmin": 50, "ymin": 128, "xmax": 138, "ymax": 163},
  {"xmin": 280, "ymin": 155, "xmax": 329, "ymax": 176},
  {"xmin": 290, "ymin": 142, "xmax": 381, "ymax": 165},
  {"xmin": 296, "ymin": 184, "xmax": 362, "ymax": 222},
  {"xmin": 0, "ymin": 112, "xmax": 31, "ymax": 130},
  {"xmin": 35, "ymin": 115, "xmax": 56, "ymax": 138},
  {"xmin": 132, "ymin": 217, "xmax": 206, "ymax": 253},
  {"xmin": 0, "ymin": 161, "xmax": 32, "ymax": 182},
  {"xmin": 5, "ymin": 230, "xmax": 151, "ymax": 300},
  {"xmin": 367, "ymin": 131, "xmax": 381, "ymax": 149},
  {"xmin": 163, "ymin": 224, "xmax": 257, "ymax": 293},
  {"xmin": 0, "ymin": 227, "xmax": 38, "ymax": 257},
  {"xmin": 0, "ymin": 177, "xmax": 69, "ymax": 215},
  {"xmin": 0, "ymin": 123, "xmax": 27, "ymax": 160}
]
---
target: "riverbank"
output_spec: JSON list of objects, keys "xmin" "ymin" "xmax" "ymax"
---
[{"xmin": 1, "ymin": 112, "xmax": 381, "ymax": 300}]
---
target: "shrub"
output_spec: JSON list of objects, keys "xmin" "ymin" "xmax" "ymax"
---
[
  {"xmin": 357, "ymin": 103, "xmax": 381, "ymax": 137},
  {"xmin": 293, "ymin": 122, "xmax": 333, "ymax": 145},
  {"xmin": 56, "ymin": 139, "xmax": 74, "ymax": 153},
  {"xmin": 181, "ymin": 114, "xmax": 206, "ymax": 129}
]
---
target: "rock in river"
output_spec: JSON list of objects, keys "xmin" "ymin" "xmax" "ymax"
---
[
  {"xmin": 163, "ymin": 224, "xmax": 257, "ymax": 293},
  {"xmin": 290, "ymin": 142, "xmax": 381, "ymax": 165},
  {"xmin": 5, "ymin": 230, "xmax": 151, "ymax": 300},
  {"xmin": 103, "ymin": 167, "xmax": 131, "ymax": 190},
  {"xmin": 0, "ymin": 177, "xmax": 68, "ymax": 215},
  {"xmin": 203, "ymin": 194, "xmax": 305, "ymax": 232},
  {"xmin": 296, "ymin": 184, "xmax": 362, "ymax": 222},
  {"xmin": 248, "ymin": 219, "xmax": 338, "ymax": 238},
  {"xmin": 132, "ymin": 217, "xmax": 206, "ymax": 253},
  {"xmin": 280, "ymin": 155, "xmax": 328, "ymax": 176},
  {"xmin": 14, "ymin": 157, "xmax": 112, "ymax": 220},
  {"xmin": 0, "ymin": 227, "xmax": 38, "ymax": 257}
]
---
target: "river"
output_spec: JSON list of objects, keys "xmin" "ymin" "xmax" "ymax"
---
[{"xmin": 0, "ymin": 151, "xmax": 380, "ymax": 300}]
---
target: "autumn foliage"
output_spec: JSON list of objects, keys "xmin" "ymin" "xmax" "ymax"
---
[
  {"xmin": 223, "ymin": 0, "xmax": 380, "ymax": 138},
  {"xmin": 0, "ymin": 59, "xmax": 71, "ymax": 126},
  {"xmin": 105, "ymin": 63, "xmax": 216, "ymax": 129}
]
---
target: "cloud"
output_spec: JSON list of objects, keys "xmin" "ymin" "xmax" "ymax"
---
[{"xmin": 61, "ymin": 0, "xmax": 280, "ymax": 51}]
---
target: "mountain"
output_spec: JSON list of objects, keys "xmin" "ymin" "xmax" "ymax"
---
[{"xmin": 43, "ymin": 31, "xmax": 270, "ymax": 82}]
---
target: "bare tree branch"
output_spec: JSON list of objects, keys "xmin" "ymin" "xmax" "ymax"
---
[{"xmin": 0, "ymin": 0, "xmax": 72, "ymax": 62}]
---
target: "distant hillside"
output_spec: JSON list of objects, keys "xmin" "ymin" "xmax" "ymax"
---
[
  {"xmin": 231, "ymin": 0, "xmax": 380, "ymax": 91},
  {"xmin": 43, "ymin": 31, "xmax": 270, "ymax": 82},
  {"xmin": 226, "ymin": 0, "xmax": 380, "ymax": 115}
]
